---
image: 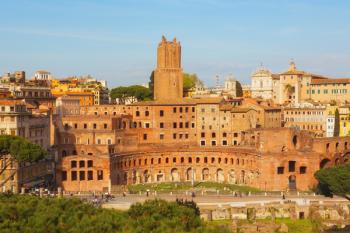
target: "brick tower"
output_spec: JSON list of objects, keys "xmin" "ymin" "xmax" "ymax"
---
[{"xmin": 154, "ymin": 36, "xmax": 183, "ymax": 100}]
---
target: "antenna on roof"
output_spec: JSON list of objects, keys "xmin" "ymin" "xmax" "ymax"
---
[{"xmin": 215, "ymin": 75, "xmax": 220, "ymax": 88}]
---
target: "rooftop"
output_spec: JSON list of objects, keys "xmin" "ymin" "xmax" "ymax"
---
[
  {"xmin": 0, "ymin": 99, "xmax": 25, "ymax": 106},
  {"xmin": 311, "ymin": 78, "xmax": 350, "ymax": 85},
  {"xmin": 132, "ymin": 97, "xmax": 224, "ymax": 106}
]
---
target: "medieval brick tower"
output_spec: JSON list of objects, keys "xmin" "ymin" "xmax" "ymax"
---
[{"xmin": 154, "ymin": 36, "xmax": 183, "ymax": 100}]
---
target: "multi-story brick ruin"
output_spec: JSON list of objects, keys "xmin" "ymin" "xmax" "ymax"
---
[{"xmin": 55, "ymin": 37, "xmax": 350, "ymax": 193}]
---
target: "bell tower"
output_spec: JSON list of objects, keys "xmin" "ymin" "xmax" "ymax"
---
[{"xmin": 154, "ymin": 36, "xmax": 183, "ymax": 100}]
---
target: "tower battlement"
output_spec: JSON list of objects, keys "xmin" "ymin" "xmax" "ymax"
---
[{"xmin": 154, "ymin": 36, "xmax": 183, "ymax": 100}]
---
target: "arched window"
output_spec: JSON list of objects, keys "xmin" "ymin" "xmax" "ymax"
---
[
  {"xmin": 326, "ymin": 143, "xmax": 330, "ymax": 151},
  {"xmin": 320, "ymin": 158, "xmax": 331, "ymax": 169},
  {"xmin": 292, "ymin": 135, "xmax": 297, "ymax": 148}
]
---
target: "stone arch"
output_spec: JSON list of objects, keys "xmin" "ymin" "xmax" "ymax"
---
[
  {"xmin": 171, "ymin": 168, "xmax": 180, "ymax": 182},
  {"xmin": 343, "ymin": 152, "xmax": 350, "ymax": 164},
  {"xmin": 202, "ymin": 168, "xmax": 209, "ymax": 181},
  {"xmin": 320, "ymin": 158, "xmax": 331, "ymax": 169},
  {"xmin": 335, "ymin": 157, "xmax": 340, "ymax": 165},
  {"xmin": 216, "ymin": 169, "xmax": 224, "ymax": 183},
  {"xmin": 124, "ymin": 172, "xmax": 128, "ymax": 182},
  {"xmin": 136, "ymin": 170, "xmax": 141, "ymax": 183},
  {"xmin": 228, "ymin": 169, "xmax": 236, "ymax": 184},
  {"xmin": 143, "ymin": 170, "xmax": 150, "ymax": 183},
  {"xmin": 156, "ymin": 170, "xmax": 164, "ymax": 182},
  {"xmin": 132, "ymin": 170, "xmax": 137, "ymax": 184},
  {"xmin": 247, "ymin": 171, "xmax": 255, "ymax": 184},
  {"xmin": 292, "ymin": 135, "xmax": 298, "ymax": 148},
  {"xmin": 240, "ymin": 170, "xmax": 245, "ymax": 184},
  {"xmin": 186, "ymin": 168, "xmax": 195, "ymax": 181}
]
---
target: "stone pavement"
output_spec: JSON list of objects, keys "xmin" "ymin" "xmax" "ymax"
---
[{"xmin": 102, "ymin": 193, "xmax": 348, "ymax": 210}]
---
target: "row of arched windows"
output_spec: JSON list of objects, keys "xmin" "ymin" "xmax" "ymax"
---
[{"xmin": 114, "ymin": 155, "xmax": 256, "ymax": 170}]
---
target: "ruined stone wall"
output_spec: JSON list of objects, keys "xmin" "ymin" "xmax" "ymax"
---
[
  {"xmin": 112, "ymin": 148, "xmax": 259, "ymax": 186},
  {"xmin": 57, "ymin": 154, "xmax": 110, "ymax": 193}
]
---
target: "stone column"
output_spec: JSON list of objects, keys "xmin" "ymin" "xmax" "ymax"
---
[
  {"xmin": 39, "ymin": 188, "xmax": 44, "ymax": 198},
  {"xmin": 57, "ymin": 187, "xmax": 63, "ymax": 197}
]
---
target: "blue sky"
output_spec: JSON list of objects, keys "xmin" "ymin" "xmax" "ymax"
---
[{"xmin": 0, "ymin": 0, "xmax": 350, "ymax": 87}]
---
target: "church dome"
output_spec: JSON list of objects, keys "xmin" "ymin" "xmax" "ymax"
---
[{"xmin": 252, "ymin": 67, "xmax": 272, "ymax": 77}]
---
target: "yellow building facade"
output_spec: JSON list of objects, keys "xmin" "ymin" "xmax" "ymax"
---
[{"xmin": 339, "ymin": 106, "xmax": 350, "ymax": 137}]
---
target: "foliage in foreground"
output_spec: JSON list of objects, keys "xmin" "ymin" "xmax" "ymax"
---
[
  {"xmin": 0, "ymin": 194, "xmax": 229, "ymax": 233},
  {"xmin": 0, "ymin": 135, "xmax": 47, "ymax": 162},
  {"xmin": 314, "ymin": 164, "xmax": 350, "ymax": 200}
]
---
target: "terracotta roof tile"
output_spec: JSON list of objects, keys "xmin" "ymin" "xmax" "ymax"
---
[
  {"xmin": 311, "ymin": 78, "xmax": 350, "ymax": 85},
  {"xmin": 0, "ymin": 99, "xmax": 25, "ymax": 106},
  {"xmin": 132, "ymin": 97, "xmax": 224, "ymax": 106}
]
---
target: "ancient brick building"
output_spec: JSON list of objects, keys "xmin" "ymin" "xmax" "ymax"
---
[{"xmin": 55, "ymin": 37, "xmax": 350, "ymax": 193}]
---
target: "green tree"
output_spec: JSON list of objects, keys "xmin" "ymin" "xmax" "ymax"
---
[
  {"xmin": 110, "ymin": 85, "xmax": 152, "ymax": 103},
  {"xmin": 0, "ymin": 194, "xmax": 228, "ymax": 233},
  {"xmin": 315, "ymin": 164, "xmax": 350, "ymax": 200},
  {"xmin": 148, "ymin": 71, "xmax": 154, "ymax": 97},
  {"xmin": 0, "ymin": 135, "xmax": 47, "ymax": 162},
  {"xmin": 183, "ymin": 73, "xmax": 202, "ymax": 92}
]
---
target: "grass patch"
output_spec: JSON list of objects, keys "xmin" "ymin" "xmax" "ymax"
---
[
  {"xmin": 259, "ymin": 218, "xmax": 317, "ymax": 233},
  {"xmin": 204, "ymin": 219, "xmax": 232, "ymax": 233},
  {"xmin": 127, "ymin": 181, "xmax": 260, "ymax": 193},
  {"xmin": 206, "ymin": 218, "xmax": 317, "ymax": 233},
  {"xmin": 128, "ymin": 182, "xmax": 192, "ymax": 193},
  {"xmin": 195, "ymin": 181, "xmax": 260, "ymax": 193}
]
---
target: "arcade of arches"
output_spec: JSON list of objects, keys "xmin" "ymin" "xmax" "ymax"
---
[
  {"xmin": 112, "ymin": 150, "xmax": 260, "ymax": 187},
  {"xmin": 56, "ymin": 128, "xmax": 350, "ymax": 192}
]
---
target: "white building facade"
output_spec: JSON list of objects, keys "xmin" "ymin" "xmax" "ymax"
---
[{"xmin": 251, "ymin": 68, "xmax": 273, "ymax": 100}]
